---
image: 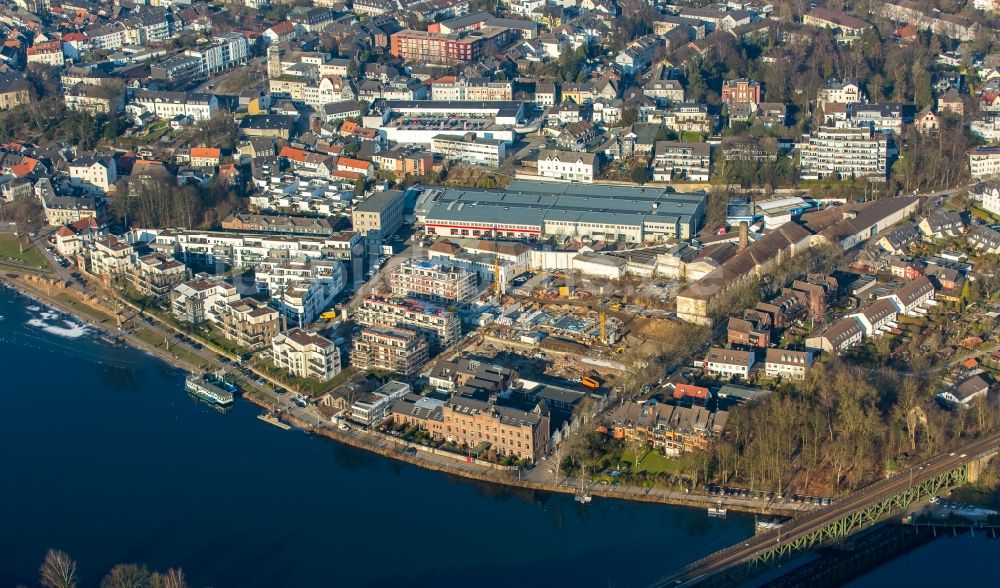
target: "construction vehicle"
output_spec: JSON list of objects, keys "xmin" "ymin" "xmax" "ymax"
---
[{"xmin": 581, "ymin": 377, "xmax": 601, "ymax": 390}]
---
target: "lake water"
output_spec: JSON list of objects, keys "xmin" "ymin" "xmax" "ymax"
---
[{"xmin": 0, "ymin": 287, "xmax": 754, "ymax": 588}]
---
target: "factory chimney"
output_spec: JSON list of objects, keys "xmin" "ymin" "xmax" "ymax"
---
[{"xmin": 738, "ymin": 221, "xmax": 749, "ymax": 252}]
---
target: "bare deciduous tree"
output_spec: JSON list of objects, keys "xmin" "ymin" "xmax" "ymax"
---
[
  {"xmin": 39, "ymin": 549, "xmax": 78, "ymax": 588},
  {"xmin": 100, "ymin": 563, "xmax": 151, "ymax": 588}
]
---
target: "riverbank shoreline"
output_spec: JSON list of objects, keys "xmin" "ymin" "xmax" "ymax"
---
[{"xmin": 1, "ymin": 273, "xmax": 804, "ymax": 517}]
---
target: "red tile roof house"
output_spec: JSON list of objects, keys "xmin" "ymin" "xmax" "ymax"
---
[
  {"xmin": 335, "ymin": 157, "xmax": 374, "ymax": 178},
  {"xmin": 672, "ymin": 383, "xmax": 711, "ymax": 405},
  {"xmin": 189, "ymin": 147, "xmax": 221, "ymax": 168}
]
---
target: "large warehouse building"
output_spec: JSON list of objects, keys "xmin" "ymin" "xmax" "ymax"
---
[{"xmin": 414, "ymin": 180, "xmax": 706, "ymax": 243}]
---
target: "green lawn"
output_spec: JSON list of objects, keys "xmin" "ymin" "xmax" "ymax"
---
[
  {"xmin": 257, "ymin": 361, "xmax": 357, "ymax": 397},
  {"xmin": 0, "ymin": 234, "xmax": 49, "ymax": 268},
  {"xmin": 619, "ymin": 448, "xmax": 689, "ymax": 475}
]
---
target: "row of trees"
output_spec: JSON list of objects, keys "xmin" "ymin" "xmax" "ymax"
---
[
  {"xmin": 111, "ymin": 177, "xmax": 243, "ymax": 230},
  {"xmin": 707, "ymin": 356, "xmax": 1000, "ymax": 495},
  {"xmin": 34, "ymin": 548, "xmax": 188, "ymax": 588}
]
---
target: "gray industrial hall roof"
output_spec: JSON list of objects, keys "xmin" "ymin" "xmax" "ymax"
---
[{"xmin": 417, "ymin": 180, "xmax": 705, "ymax": 229}]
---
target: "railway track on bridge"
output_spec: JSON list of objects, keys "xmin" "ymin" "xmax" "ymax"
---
[{"xmin": 652, "ymin": 431, "xmax": 1000, "ymax": 587}]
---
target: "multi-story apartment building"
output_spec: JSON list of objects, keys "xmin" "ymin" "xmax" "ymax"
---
[
  {"xmin": 430, "ymin": 77, "xmax": 513, "ymax": 101},
  {"xmin": 170, "ymin": 274, "xmax": 239, "ymax": 325},
  {"xmin": 42, "ymin": 194, "xmax": 101, "ymax": 227},
  {"xmin": 721, "ymin": 78, "xmax": 761, "ymax": 105},
  {"xmin": 643, "ymin": 78, "xmax": 685, "ymax": 106},
  {"xmin": 663, "ymin": 103, "xmax": 714, "ymax": 135},
  {"xmin": 433, "ymin": 395, "xmax": 550, "ymax": 462},
  {"xmin": 763, "ymin": 349, "xmax": 813, "ymax": 381},
  {"xmin": 150, "ymin": 55, "xmax": 205, "ymax": 87},
  {"xmin": 64, "ymin": 84, "xmax": 122, "ymax": 115},
  {"xmin": 603, "ymin": 402, "xmax": 728, "ymax": 457},
  {"xmin": 806, "ymin": 316, "xmax": 864, "ymax": 352},
  {"xmin": 130, "ymin": 253, "xmax": 185, "ymax": 299},
  {"xmin": 217, "ymin": 298, "xmax": 280, "ymax": 350},
  {"xmin": 536, "ymin": 150, "xmax": 599, "ymax": 183},
  {"xmin": 352, "ymin": 190, "xmax": 405, "ymax": 239},
  {"xmin": 26, "ymin": 41, "xmax": 64, "ymax": 67},
  {"xmin": 799, "ymin": 126, "xmax": 889, "ymax": 180},
  {"xmin": 90, "ymin": 235, "xmax": 134, "ymax": 278},
  {"xmin": 969, "ymin": 146, "xmax": 1000, "ymax": 179},
  {"xmin": 69, "ymin": 156, "xmax": 117, "ymax": 194},
  {"xmin": 185, "ymin": 33, "xmax": 249, "ymax": 76},
  {"xmin": 390, "ymin": 259, "xmax": 478, "ymax": 304},
  {"xmin": 704, "ymin": 347, "xmax": 756, "ymax": 380},
  {"xmin": 431, "ymin": 133, "xmax": 506, "ymax": 167},
  {"xmin": 652, "ymin": 141, "xmax": 711, "ymax": 182},
  {"xmin": 255, "ymin": 256, "xmax": 347, "ymax": 325},
  {"xmin": 352, "ymin": 380, "xmax": 412, "ymax": 427},
  {"xmin": 141, "ymin": 228, "xmax": 362, "ymax": 272},
  {"xmin": 350, "ymin": 325, "xmax": 429, "ymax": 376},
  {"xmin": 122, "ymin": 9, "xmax": 174, "ymax": 45},
  {"xmin": 817, "ymin": 78, "xmax": 863, "ymax": 107},
  {"xmin": 86, "ymin": 23, "xmax": 128, "ymax": 52},
  {"xmin": 272, "ymin": 328, "xmax": 341, "ymax": 381},
  {"xmin": 390, "ymin": 27, "xmax": 516, "ymax": 64},
  {"xmin": 355, "ymin": 296, "xmax": 461, "ymax": 352},
  {"xmin": 129, "ymin": 91, "xmax": 219, "ymax": 122}
]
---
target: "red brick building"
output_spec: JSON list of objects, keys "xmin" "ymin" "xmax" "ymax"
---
[{"xmin": 721, "ymin": 79, "xmax": 762, "ymax": 105}]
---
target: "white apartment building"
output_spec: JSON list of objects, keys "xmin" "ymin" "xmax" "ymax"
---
[
  {"xmin": 87, "ymin": 23, "xmax": 127, "ymax": 52},
  {"xmin": 186, "ymin": 33, "xmax": 249, "ymax": 76},
  {"xmin": 26, "ymin": 42, "xmax": 65, "ymax": 67},
  {"xmin": 89, "ymin": 235, "xmax": 133, "ymax": 278},
  {"xmin": 350, "ymin": 380, "xmax": 411, "ymax": 427},
  {"xmin": 170, "ymin": 274, "xmax": 239, "ymax": 325},
  {"xmin": 536, "ymin": 150, "xmax": 599, "ymax": 183},
  {"xmin": 652, "ymin": 141, "xmax": 711, "ymax": 182},
  {"xmin": 799, "ymin": 126, "xmax": 889, "ymax": 180},
  {"xmin": 430, "ymin": 79, "xmax": 513, "ymax": 101},
  {"xmin": 138, "ymin": 228, "xmax": 363, "ymax": 272},
  {"xmin": 130, "ymin": 90, "xmax": 219, "ymax": 122},
  {"xmin": 704, "ymin": 348, "xmax": 755, "ymax": 380},
  {"xmin": 970, "ymin": 117, "xmax": 1000, "ymax": 143},
  {"xmin": 764, "ymin": 349, "xmax": 813, "ymax": 381},
  {"xmin": 969, "ymin": 147, "xmax": 1000, "ymax": 179},
  {"xmin": 975, "ymin": 182, "xmax": 1000, "ymax": 217},
  {"xmin": 130, "ymin": 253, "xmax": 186, "ymax": 299},
  {"xmin": 255, "ymin": 256, "xmax": 347, "ymax": 325},
  {"xmin": 431, "ymin": 133, "xmax": 506, "ymax": 167},
  {"xmin": 817, "ymin": 78, "xmax": 863, "ymax": 106},
  {"xmin": 69, "ymin": 156, "xmax": 117, "ymax": 194},
  {"xmin": 390, "ymin": 258, "xmax": 478, "ymax": 304},
  {"xmin": 272, "ymin": 328, "xmax": 341, "ymax": 382}
]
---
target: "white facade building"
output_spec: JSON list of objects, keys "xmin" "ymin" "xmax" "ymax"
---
[
  {"xmin": 272, "ymin": 328, "xmax": 341, "ymax": 381},
  {"xmin": 536, "ymin": 150, "xmax": 599, "ymax": 183}
]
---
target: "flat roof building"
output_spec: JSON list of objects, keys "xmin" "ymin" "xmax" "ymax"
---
[{"xmin": 415, "ymin": 179, "xmax": 706, "ymax": 243}]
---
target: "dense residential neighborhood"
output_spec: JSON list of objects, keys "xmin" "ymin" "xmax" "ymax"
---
[{"xmin": 2, "ymin": 0, "xmax": 1000, "ymax": 582}]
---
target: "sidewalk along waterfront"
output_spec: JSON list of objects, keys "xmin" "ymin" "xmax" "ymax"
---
[
  {"xmin": 1, "ymin": 273, "xmax": 807, "ymax": 517},
  {"xmin": 0, "ymin": 287, "xmax": 756, "ymax": 588}
]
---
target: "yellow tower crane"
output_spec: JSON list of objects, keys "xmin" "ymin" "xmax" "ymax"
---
[{"xmin": 493, "ymin": 253, "xmax": 502, "ymax": 301}]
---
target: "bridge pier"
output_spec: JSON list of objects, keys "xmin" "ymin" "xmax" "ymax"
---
[{"xmin": 966, "ymin": 451, "xmax": 996, "ymax": 484}]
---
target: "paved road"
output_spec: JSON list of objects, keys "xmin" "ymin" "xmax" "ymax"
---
[{"xmin": 656, "ymin": 431, "xmax": 1000, "ymax": 587}]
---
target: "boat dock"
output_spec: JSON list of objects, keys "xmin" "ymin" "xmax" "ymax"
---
[
  {"xmin": 185, "ymin": 375, "xmax": 234, "ymax": 407},
  {"xmin": 258, "ymin": 413, "xmax": 292, "ymax": 430}
]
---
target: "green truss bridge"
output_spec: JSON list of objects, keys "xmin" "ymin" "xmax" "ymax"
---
[{"xmin": 653, "ymin": 431, "xmax": 1000, "ymax": 587}]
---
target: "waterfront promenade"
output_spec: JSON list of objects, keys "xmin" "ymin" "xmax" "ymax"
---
[{"xmin": 0, "ymin": 271, "xmax": 809, "ymax": 517}]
